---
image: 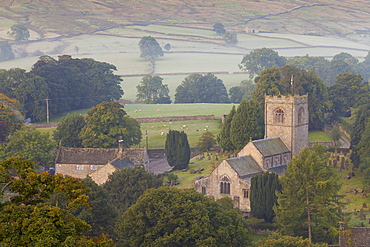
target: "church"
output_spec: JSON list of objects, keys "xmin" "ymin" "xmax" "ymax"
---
[{"xmin": 193, "ymin": 94, "xmax": 309, "ymax": 212}]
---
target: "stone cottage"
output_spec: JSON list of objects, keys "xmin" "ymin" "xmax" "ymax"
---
[
  {"xmin": 193, "ymin": 94, "xmax": 309, "ymax": 212},
  {"xmin": 55, "ymin": 139, "xmax": 149, "ymax": 185}
]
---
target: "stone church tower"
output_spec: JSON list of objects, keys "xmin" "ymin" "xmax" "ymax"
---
[{"xmin": 264, "ymin": 95, "xmax": 308, "ymax": 155}]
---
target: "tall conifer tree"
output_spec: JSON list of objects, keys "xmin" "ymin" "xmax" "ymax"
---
[
  {"xmin": 217, "ymin": 105, "xmax": 236, "ymax": 152},
  {"xmin": 165, "ymin": 130, "xmax": 190, "ymax": 170}
]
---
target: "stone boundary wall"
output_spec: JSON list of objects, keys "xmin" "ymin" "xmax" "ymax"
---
[
  {"xmin": 31, "ymin": 115, "xmax": 215, "ymax": 128},
  {"xmin": 135, "ymin": 115, "xmax": 215, "ymax": 123},
  {"xmin": 308, "ymin": 141, "xmax": 335, "ymax": 147}
]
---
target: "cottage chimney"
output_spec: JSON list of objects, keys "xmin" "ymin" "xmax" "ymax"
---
[{"xmin": 118, "ymin": 136, "xmax": 124, "ymax": 154}]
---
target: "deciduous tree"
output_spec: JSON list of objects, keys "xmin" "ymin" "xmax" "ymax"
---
[
  {"xmin": 79, "ymin": 101, "xmax": 142, "ymax": 148},
  {"xmin": 0, "ymin": 41, "xmax": 14, "ymax": 61},
  {"xmin": 53, "ymin": 113, "xmax": 85, "ymax": 148},
  {"xmin": 175, "ymin": 73, "xmax": 229, "ymax": 103},
  {"xmin": 115, "ymin": 187, "xmax": 251, "ymax": 247},
  {"xmin": 274, "ymin": 145, "xmax": 341, "ymax": 243},
  {"xmin": 165, "ymin": 130, "xmax": 190, "ymax": 170},
  {"xmin": 136, "ymin": 75, "xmax": 171, "ymax": 104},
  {"xmin": 103, "ymin": 167, "xmax": 162, "ymax": 215},
  {"xmin": 240, "ymin": 48, "xmax": 286, "ymax": 79},
  {"xmin": 0, "ymin": 158, "xmax": 114, "ymax": 246},
  {"xmin": 1, "ymin": 126, "xmax": 56, "ymax": 169},
  {"xmin": 0, "ymin": 93, "xmax": 23, "ymax": 142},
  {"xmin": 8, "ymin": 24, "xmax": 30, "ymax": 41},
  {"xmin": 213, "ymin": 23, "xmax": 226, "ymax": 35},
  {"xmin": 139, "ymin": 36, "xmax": 164, "ymax": 60},
  {"xmin": 253, "ymin": 232, "xmax": 327, "ymax": 247}
]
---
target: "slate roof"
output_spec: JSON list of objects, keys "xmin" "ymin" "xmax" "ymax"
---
[
  {"xmin": 110, "ymin": 157, "xmax": 134, "ymax": 169},
  {"xmin": 267, "ymin": 164, "xmax": 287, "ymax": 175},
  {"xmin": 226, "ymin": 155, "xmax": 264, "ymax": 177},
  {"xmin": 55, "ymin": 147, "xmax": 117, "ymax": 165},
  {"xmin": 252, "ymin": 137, "xmax": 290, "ymax": 157}
]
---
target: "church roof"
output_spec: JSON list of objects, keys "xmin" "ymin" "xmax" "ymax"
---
[
  {"xmin": 226, "ymin": 155, "xmax": 264, "ymax": 177},
  {"xmin": 55, "ymin": 147, "xmax": 117, "ymax": 165},
  {"xmin": 252, "ymin": 137, "xmax": 290, "ymax": 156}
]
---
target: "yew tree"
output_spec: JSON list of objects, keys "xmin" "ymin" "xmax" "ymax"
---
[
  {"xmin": 217, "ymin": 105, "xmax": 236, "ymax": 152},
  {"xmin": 165, "ymin": 130, "xmax": 190, "ymax": 170}
]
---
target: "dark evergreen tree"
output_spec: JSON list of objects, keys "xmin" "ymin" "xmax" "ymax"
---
[
  {"xmin": 250, "ymin": 172, "xmax": 281, "ymax": 222},
  {"xmin": 350, "ymin": 101, "xmax": 370, "ymax": 167},
  {"xmin": 358, "ymin": 120, "xmax": 370, "ymax": 186},
  {"xmin": 165, "ymin": 130, "xmax": 190, "ymax": 170},
  {"xmin": 230, "ymin": 99, "xmax": 264, "ymax": 150},
  {"xmin": 217, "ymin": 105, "xmax": 236, "ymax": 152}
]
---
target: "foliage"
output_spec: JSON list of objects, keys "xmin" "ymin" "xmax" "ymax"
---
[
  {"xmin": 115, "ymin": 186, "xmax": 251, "ymax": 247},
  {"xmin": 1, "ymin": 126, "xmax": 56, "ymax": 169},
  {"xmin": 164, "ymin": 43, "xmax": 171, "ymax": 51},
  {"xmin": 274, "ymin": 145, "xmax": 341, "ymax": 243},
  {"xmin": 217, "ymin": 105, "xmax": 236, "ymax": 152},
  {"xmin": 79, "ymin": 101, "xmax": 142, "ymax": 148},
  {"xmin": 253, "ymin": 231, "xmax": 327, "ymax": 247},
  {"xmin": 0, "ymin": 158, "xmax": 114, "ymax": 246},
  {"xmin": 252, "ymin": 65, "xmax": 331, "ymax": 130},
  {"xmin": 213, "ymin": 23, "xmax": 226, "ymax": 35},
  {"xmin": 8, "ymin": 24, "xmax": 30, "ymax": 41},
  {"xmin": 139, "ymin": 36, "xmax": 164, "ymax": 59},
  {"xmin": 358, "ymin": 120, "xmax": 370, "ymax": 186},
  {"xmin": 0, "ymin": 68, "xmax": 48, "ymax": 121},
  {"xmin": 165, "ymin": 130, "xmax": 190, "ymax": 170},
  {"xmin": 136, "ymin": 75, "xmax": 171, "ymax": 104},
  {"xmin": 229, "ymin": 80, "xmax": 256, "ymax": 103},
  {"xmin": 103, "ymin": 167, "xmax": 162, "ymax": 215},
  {"xmin": 166, "ymin": 173, "xmax": 178, "ymax": 187},
  {"xmin": 230, "ymin": 99, "xmax": 264, "ymax": 150},
  {"xmin": 350, "ymin": 101, "xmax": 370, "ymax": 167},
  {"xmin": 197, "ymin": 131, "xmax": 216, "ymax": 152},
  {"xmin": 53, "ymin": 113, "xmax": 85, "ymax": 147},
  {"xmin": 250, "ymin": 172, "xmax": 281, "ymax": 222},
  {"xmin": 0, "ymin": 41, "xmax": 14, "ymax": 61},
  {"xmin": 329, "ymin": 126, "xmax": 341, "ymax": 146},
  {"xmin": 287, "ymin": 55, "xmax": 330, "ymax": 84},
  {"xmin": 74, "ymin": 177, "xmax": 118, "ymax": 237},
  {"xmin": 175, "ymin": 73, "xmax": 229, "ymax": 103},
  {"xmin": 328, "ymin": 73, "xmax": 369, "ymax": 117},
  {"xmin": 223, "ymin": 31, "xmax": 238, "ymax": 44},
  {"xmin": 240, "ymin": 48, "xmax": 287, "ymax": 79},
  {"xmin": 30, "ymin": 55, "xmax": 123, "ymax": 118},
  {"xmin": 0, "ymin": 93, "xmax": 24, "ymax": 142}
]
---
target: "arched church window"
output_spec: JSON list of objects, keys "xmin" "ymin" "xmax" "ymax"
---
[
  {"xmin": 274, "ymin": 108, "xmax": 285, "ymax": 123},
  {"xmin": 220, "ymin": 176, "xmax": 230, "ymax": 194},
  {"xmin": 298, "ymin": 107, "xmax": 304, "ymax": 123}
]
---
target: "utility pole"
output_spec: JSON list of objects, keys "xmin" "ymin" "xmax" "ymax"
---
[{"xmin": 45, "ymin": 98, "xmax": 50, "ymax": 124}]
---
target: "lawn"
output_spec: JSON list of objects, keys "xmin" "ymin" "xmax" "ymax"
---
[{"xmin": 308, "ymin": 130, "xmax": 332, "ymax": 142}]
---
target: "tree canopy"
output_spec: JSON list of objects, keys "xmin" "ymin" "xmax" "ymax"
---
[
  {"xmin": 103, "ymin": 167, "xmax": 163, "ymax": 216},
  {"xmin": 53, "ymin": 113, "xmax": 85, "ymax": 148},
  {"xmin": 328, "ymin": 72, "xmax": 369, "ymax": 117},
  {"xmin": 217, "ymin": 105, "xmax": 237, "ymax": 152},
  {"xmin": 139, "ymin": 36, "xmax": 164, "ymax": 59},
  {"xmin": 1, "ymin": 126, "xmax": 56, "ymax": 169},
  {"xmin": 0, "ymin": 41, "xmax": 14, "ymax": 61},
  {"xmin": 165, "ymin": 130, "xmax": 190, "ymax": 170},
  {"xmin": 274, "ymin": 145, "xmax": 341, "ymax": 243},
  {"xmin": 0, "ymin": 93, "xmax": 24, "ymax": 143},
  {"xmin": 253, "ymin": 232, "xmax": 327, "ymax": 247},
  {"xmin": 175, "ymin": 73, "xmax": 229, "ymax": 103},
  {"xmin": 240, "ymin": 48, "xmax": 286, "ymax": 79},
  {"xmin": 115, "ymin": 187, "xmax": 251, "ymax": 247},
  {"xmin": 0, "ymin": 158, "xmax": 114, "ymax": 246},
  {"xmin": 197, "ymin": 131, "xmax": 216, "ymax": 152},
  {"xmin": 230, "ymin": 99, "xmax": 264, "ymax": 150},
  {"xmin": 136, "ymin": 75, "xmax": 171, "ymax": 104},
  {"xmin": 252, "ymin": 65, "xmax": 330, "ymax": 130},
  {"xmin": 8, "ymin": 24, "xmax": 30, "ymax": 41},
  {"xmin": 213, "ymin": 23, "xmax": 226, "ymax": 35},
  {"xmin": 79, "ymin": 101, "xmax": 141, "ymax": 148}
]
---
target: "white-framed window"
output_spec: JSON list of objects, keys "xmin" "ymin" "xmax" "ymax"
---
[
  {"xmin": 90, "ymin": 165, "xmax": 98, "ymax": 170},
  {"xmin": 76, "ymin": 165, "xmax": 84, "ymax": 170}
]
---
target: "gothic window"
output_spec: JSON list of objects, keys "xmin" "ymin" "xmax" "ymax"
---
[
  {"xmin": 298, "ymin": 107, "xmax": 304, "ymax": 123},
  {"xmin": 202, "ymin": 186, "xmax": 206, "ymax": 195},
  {"xmin": 274, "ymin": 108, "xmax": 285, "ymax": 123},
  {"xmin": 243, "ymin": 189, "xmax": 249, "ymax": 198},
  {"xmin": 220, "ymin": 176, "xmax": 230, "ymax": 194}
]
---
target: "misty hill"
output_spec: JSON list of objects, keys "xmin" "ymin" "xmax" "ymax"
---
[{"xmin": 1, "ymin": 0, "xmax": 370, "ymax": 41}]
